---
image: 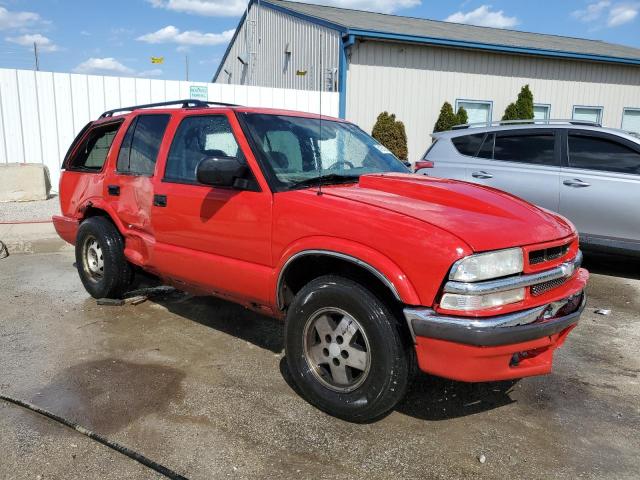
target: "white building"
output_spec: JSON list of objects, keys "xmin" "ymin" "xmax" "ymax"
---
[{"xmin": 214, "ymin": 0, "xmax": 640, "ymax": 162}]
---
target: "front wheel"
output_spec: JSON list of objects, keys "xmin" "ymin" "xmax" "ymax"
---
[{"xmin": 285, "ymin": 275, "xmax": 414, "ymax": 422}]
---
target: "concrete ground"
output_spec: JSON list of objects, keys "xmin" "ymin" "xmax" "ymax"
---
[
  {"xmin": 0, "ymin": 251, "xmax": 638, "ymax": 480},
  {"xmin": 0, "ymin": 196, "xmax": 61, "ymax": 222}
]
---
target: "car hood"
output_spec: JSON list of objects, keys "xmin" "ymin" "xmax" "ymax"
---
[{"xmin": 322, "ymin": 173, "xmax": 574, "ymax": 252}]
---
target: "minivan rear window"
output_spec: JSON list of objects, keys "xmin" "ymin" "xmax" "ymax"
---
[
  {"xmin": 568, "ymin": 134, "xmax": 640, "ymax": 174},
  {"xmin": 66, "ymin": 121, "xmax": 122, "ymax": 172},
  {"xmin": 452, "ymin": 133, "xmax": 485, "ymax": 157}
]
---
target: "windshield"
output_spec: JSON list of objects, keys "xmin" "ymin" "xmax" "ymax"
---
[{"xmin": 240, "ymin": 113, "xmax": 410, "ymax": 191}]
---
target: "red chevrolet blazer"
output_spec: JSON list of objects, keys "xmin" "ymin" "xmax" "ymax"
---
[{"xmin": 54, "ymin": 100, "xmax": 588, "ymax": 422}]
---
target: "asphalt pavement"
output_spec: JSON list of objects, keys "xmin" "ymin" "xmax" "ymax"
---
[{"xmin": 0, "ymin": 250, "xmax": 638, "ymax": 479}]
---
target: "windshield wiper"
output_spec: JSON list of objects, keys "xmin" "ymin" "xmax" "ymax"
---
[{"xmin": 289, "ymin": 174, "xmax": 360, "ymax": 190}]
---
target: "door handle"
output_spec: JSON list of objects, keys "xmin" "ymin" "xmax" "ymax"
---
[
  {"xmin": 563, "ymin": 179, "xmax": 591, "ymax": 188},
  {"xmin": 472, "ymin": 171, "xmax": 493, "ymax": 179},
  {"xmin": 153, "ymin": 194, "xmax": 167, "ymax": 207},
  {"xmin": 107, "ymin": 185, "xmax": 120, "ymax": 196}
]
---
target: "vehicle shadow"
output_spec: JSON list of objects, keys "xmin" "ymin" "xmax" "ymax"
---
[
  {"xmin": 581, "ymin": 250, "xmax": 640, "ymax": 280},
  {"xmin": 135, "ymin": 276, "xmax": 517, "ymax": 422}
]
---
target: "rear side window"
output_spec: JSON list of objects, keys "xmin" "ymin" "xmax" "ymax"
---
[
  {"xmin": 452, "ymin": 133, "xmax": 485, "ymax": 157},
  {"xmin": 67, "ymin": 122, "xmax": 122, "ymax": 172},
  {"xmin": 494, "ymin": 134, "xmax": 556, "ymax": 166},
  {"xmin": 568, "ymin": 134, "xmax": 640, "ymax": 175},
  {"xmin": 117, "ymin": 114, "xmax": 170, "ymax": 176},
  {"xmin": 164, "ymin": 115, "xmax": 245, "ymax": 183}
]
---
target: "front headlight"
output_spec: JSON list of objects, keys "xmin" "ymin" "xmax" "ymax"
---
[{"xmin": 450, "ymin": 248, "xmax": 523, "ymax": 282}]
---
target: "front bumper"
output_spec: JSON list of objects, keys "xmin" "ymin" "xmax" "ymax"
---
[{"xmin": 404, "ymin": 290, "xmax": 587, "ymax": 382}]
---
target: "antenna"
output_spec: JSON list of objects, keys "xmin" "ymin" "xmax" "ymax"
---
[{"xmin": 318, "ymin": 32, "xmax": 324, "ymax": 196}]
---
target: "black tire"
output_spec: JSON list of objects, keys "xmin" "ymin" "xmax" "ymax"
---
[
  {"xmin": 285, "ymin": 275, "xmax": 415, "ymax": 423},
  {"xmin": 75, "ymin": 216, "xmax": 133, "ymax": 299}
]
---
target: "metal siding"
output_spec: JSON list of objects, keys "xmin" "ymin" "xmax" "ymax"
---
[
  {"xmin": 215, "ymin": 2, "xmax": 340, "ymax": 91},
  {"xmin": 346, "ymin": 42, "xmax": 640, "ymax": 162},
  {"xmin": 0, "ymin": 68, "xmax": 338, "ymax": 193}
]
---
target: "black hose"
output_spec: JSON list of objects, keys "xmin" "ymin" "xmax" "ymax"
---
[
  {"xmin": 0, "ymin": 240, "xmax": 8, "ymax": 259},
  {"xmin": 0, "ymin": 394, "xmax": 188, "ymax": 480}
]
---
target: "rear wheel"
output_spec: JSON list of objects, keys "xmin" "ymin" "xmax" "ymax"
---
[
  {"xmin": 285, "ymin": 275, "xmax": 414, "ymax": 422},
  {"xmin": 75, "ymin": 217, "xmax": 133, "ymax": 299}
]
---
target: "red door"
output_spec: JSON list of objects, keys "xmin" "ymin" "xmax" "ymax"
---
[{"xmin": 150, "ymin": 111, "xmax": 273, "ymax": 307}]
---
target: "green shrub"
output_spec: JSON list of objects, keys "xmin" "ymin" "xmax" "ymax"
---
[
  {"xmin": 372, "ymin": 112, "xmax": 408, "ymax": 160},
  {"xmin": 456, "ymin": 106, "xmax": 468, "ymax": 125},
  {"xmin": 434, "ymin": 102, "xmax": 458, "ymax": 132},
  {"xmin": 502, "ymin": 84, "xmax": 534, "ymax": 121}
]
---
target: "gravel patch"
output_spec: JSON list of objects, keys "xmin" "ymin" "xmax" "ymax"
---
[{"xmin": 0, "ymin": 196, "xmax": 61, "ymax": 222}]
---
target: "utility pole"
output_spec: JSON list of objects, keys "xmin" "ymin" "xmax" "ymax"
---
[
  {"xmin": 33, "ymin": 42, "xmax": 39, "ymax": 71},
  {"xmin": 185, "ymin": 55, "xmax": 189, "ymax": 81}
]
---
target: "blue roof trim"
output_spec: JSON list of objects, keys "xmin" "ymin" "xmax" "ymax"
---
[
  {"xmin": 212, "ymin": 3, "xmax": 251, "ymax": 82},
  {"xmin": 348, "ymin": 29, "xmax": 640, "ymax": 66},
  {"xmin": 339, "ymin": 34, "xmax": 355, "ymax": 119},
  {"xmin": 260, "ymin": 0, "xmax": 346, "ymax": 32}
]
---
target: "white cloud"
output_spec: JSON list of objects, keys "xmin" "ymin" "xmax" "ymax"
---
[
  {"xmin": 147, "ymin": 0, "xmax": 420, "ymax": 16},
  {"xmin": 445, "ymin": 5, "xmax": 519, "ymax": 28},
  {"xmin": 572, "ymin": 1, "xmax": 638, "ymax": 27},
  {"xmin": 607, "ymin": 4, "xmax": 639, "ymax": 25},
  {"xmin": 0, "ymin": 6, "xmax": 41, "ymax": 30},
  {"xmin": 73, "ymin": 57, "xmax": 134, "ymax": 75},
  {"xmin": 6, "ymin": 33, "xmax": 60, "ymax": 52},
  {"xmin": 137, "ymin": 25, "xmax": 234, "ymax": 46}
]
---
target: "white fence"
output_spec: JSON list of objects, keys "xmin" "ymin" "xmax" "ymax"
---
[{"xmin": 0, "ymin": 68, "xmax": 339, "ymax": 191}]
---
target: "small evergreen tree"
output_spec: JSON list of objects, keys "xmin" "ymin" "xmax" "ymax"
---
[
  {"xmin": 372, "ymin": 112, "xmax": 408, "ymax": 161},
  {"xmin": 502, "ymin": 84, "xmax": 534, "ymax": 121},
  {"xmin": 456, "ymin": 106, "xmax": 468, "ymax": 125},
  {"xmin": 434, "ymin": 102, "xmax": 457, "ymax": 132}
]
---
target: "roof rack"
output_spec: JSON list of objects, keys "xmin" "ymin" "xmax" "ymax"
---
[
  {"xmin": 99, "ymin": 99, "xmax": 238, "ymax": 119},
  {"xmin": 451, "ymin": 118, "xmax": 602, "ymax": 130}
]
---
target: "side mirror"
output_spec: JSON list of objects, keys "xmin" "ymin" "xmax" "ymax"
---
[{"xmin": 196, "ymin": 156, "xmax": 246, "ymax": 188}]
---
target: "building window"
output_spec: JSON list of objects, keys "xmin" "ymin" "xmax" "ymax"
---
[
  {"xmin": 622, "ymin": 108, "xmax": 640, "ymax": 134},
  {"xmin": 533, "ymin": 104, "xmax": 551, "ymax": 121},
  {"xmin": 456, "ymin": 99, "xmax": 492, "ymax": 126},
  {"xmin": 573, "ymin": 106, "xmax": 603, "ymax": 124}
]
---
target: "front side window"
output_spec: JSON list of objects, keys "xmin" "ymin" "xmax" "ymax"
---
[
  {"xmin": 494, "ymin": 133, "xmax": 556, "ymax": 166},
  {"xmin": 240, "ymin": 113, "xmax": 409, "ymax": 191},
  {"xmin": 568, "ymin": 134, "xmax": 640, "ymax": 175},
  {"xmin": 117, "ymin": 114, "xmax": 170, "ymax": 176},
  {"xmin": 67, "ymin": 122, "xmax": 122, "ymax": 172},
  {"xmin": 165, "ymin": 115, "xmax": 246, "ymax": 184}
]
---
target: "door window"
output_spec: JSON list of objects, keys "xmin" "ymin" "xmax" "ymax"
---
[
  {"xmin": 573, "ymin": 106, "xmax": 603, "ymax": 124},
  {"xmin": 164, "ymin": 115, "xmax": 246, "ymax": 184},
  {"xmin": 67, "ymin": 122, "xmax": 121, "ymax": 172},
  {"xmin": 117, "ymin": 114, "xmax": 170, "ymax": 176},
  {"xmin": 494, "ymin": 133, "xmax": 556, "ymax": 166},
  {"xmin": 568, "ymin": 134, "xmax": 640, "ymax": 175}
]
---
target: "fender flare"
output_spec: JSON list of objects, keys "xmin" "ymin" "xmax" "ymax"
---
[{"xmin": 274, "ymin": 237, "xmax": 421, "ymax": 309}]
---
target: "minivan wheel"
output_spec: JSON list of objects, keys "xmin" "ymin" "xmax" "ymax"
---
[
  {"xmin": 285, "ymin": 275, "xmax": 414, "ymax": 423},
  {"xmin": 75, "ymin": 217, "xmax": 133, "ymax": 299}
]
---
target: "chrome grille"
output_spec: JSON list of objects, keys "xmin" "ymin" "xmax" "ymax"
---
[
  {"xmin": 531, "ymin": 277, "xmax": 568, "ymax": 296},
  {"xmin": 529, "ymin": 243, "xmax": 570, "ymax": 265}
]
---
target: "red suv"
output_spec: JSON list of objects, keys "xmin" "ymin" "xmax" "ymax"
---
[{"xmin": 54, "ymin": 100, "xmax": 588, "ymax": 422}]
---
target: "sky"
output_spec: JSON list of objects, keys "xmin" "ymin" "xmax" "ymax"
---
[{"xmin": 0, "ymin": 0, "xmax": 639, "ymax": 82}]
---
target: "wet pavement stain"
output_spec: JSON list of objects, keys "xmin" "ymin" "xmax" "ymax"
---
[{"xmin": 29, "ymin": 359, "xmax": 185, "ymax": 434}]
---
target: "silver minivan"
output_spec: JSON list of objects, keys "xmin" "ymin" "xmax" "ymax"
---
[{"xmin": 419, "ymin": 121, "xmax": 640, "ymax": 255}]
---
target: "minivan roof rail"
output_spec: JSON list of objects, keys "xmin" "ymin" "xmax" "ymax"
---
[
  {"xmin": 99, "ymin": 99, "xmax": 238, "ymax": 119},
  {"xmin": 451, "ymin": 118, "xmax": 602, "ymax": 130}
]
